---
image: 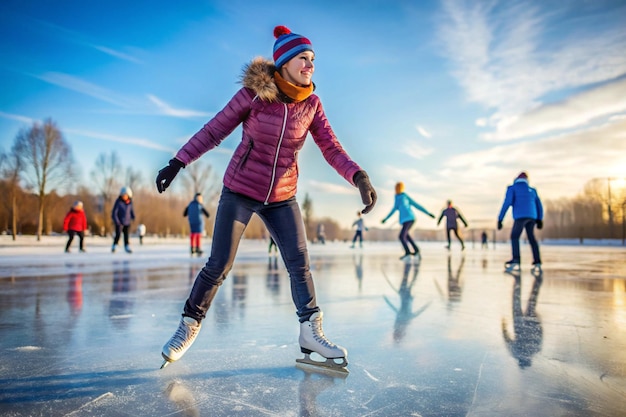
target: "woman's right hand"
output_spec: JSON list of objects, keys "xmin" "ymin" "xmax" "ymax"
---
[{"xmin": 156, "ymin": 158, "xmax": 185, "ymax": 193}]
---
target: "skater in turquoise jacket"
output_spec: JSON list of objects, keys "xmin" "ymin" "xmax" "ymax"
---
[{"xmin": 382, "ymin": 182, "xmax": 435, "ymax": 259}]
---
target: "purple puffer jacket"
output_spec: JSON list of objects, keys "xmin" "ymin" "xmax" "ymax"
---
[{"xmin": 175, "ymin": 58, "xmax": 361, "ymax": 204}]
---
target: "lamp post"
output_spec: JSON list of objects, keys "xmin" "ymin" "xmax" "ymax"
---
[{"xmin": 608, "ymin": 177, "xmax": 614, "ymax": 238}]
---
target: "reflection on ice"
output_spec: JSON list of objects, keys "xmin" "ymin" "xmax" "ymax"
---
[
  {"xmin": 0, "ymin": 241, "xmax": 625, "ymax": 416},
  {"xmin": 383, "ymin": 262, "xmax": 432, "ymax": 343},
  {"xmin": 501, "ymin": 273, "xmax": 543, "ymax": 369}
]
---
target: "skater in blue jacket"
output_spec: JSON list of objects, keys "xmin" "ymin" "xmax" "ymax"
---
[
  {"xmin": 382, "ymin": 182, "xmax": 435, "ymax": 259},
  {"xmin": 497, "ymin": 172, "xmax": 544, "ymax": 273}
]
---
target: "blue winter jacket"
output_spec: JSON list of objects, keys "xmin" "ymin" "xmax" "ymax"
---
[
  {"xmin": 383, "ymin": 193, "xmax": 433, "ymax": 225},
  {"xmin": 498, "ymin": 179, "xmax": 544, "ymax": 221},
  {"xmin": 183, "ymin": 201, "xmax": 210, "ymax": 234},
  {"xmin": 111, "ymin": 197, "xmax": 135, "ymax": 226}
]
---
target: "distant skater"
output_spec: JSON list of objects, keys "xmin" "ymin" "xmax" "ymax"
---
[
  {"xmin": 184, "ymin": 193, "xmax": 210, "ymax": 256},
  {"xmin": 63, "ymin": 201, "xmax": 88, "ymax": 253},
  {"xmin": 497, "ymin": 172, "xmax": 544, "ymax": 273},
  {"xmin": 350, "ymin": 211, "xmax": 368, "ymax": 248},
  {"xmin": 316, "ymin": 223, "xmax": 326, "ymax": 244},
  {"xmin": 111, "ymin": 186, "xmax": 135, "ymax": 254},
  {"xmin": 437, "ymin": 200, "xmax": 468, "ymax": 250},
  {"xmin": 481, "ymin": 230, "xmax": 488, "ymax": 249},
  {"xmin": 268, "ymin": 236, "xmax": 278, "ymax": 255},
  {"xmin": 138, "ymin": 224, "xmax": 146, "ymax": 245},
  {"xmin": 382, "ymin": 182, "xmax": 435, "ymax": 259}
]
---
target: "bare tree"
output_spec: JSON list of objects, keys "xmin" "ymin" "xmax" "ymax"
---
[
  {"xmin": 90, "ymin": 151, "xmax": 123, "ymax": 236},
  {"xmin": 125, "ymin": 165, "xmax": 144, "ymax": 193},
  {"xmin": 13, "ymin": 119, "xmax": 75, "ymax": 240},
  {"xmin": 180, "ymin": 159, "xmax": 219, "ymax": 199},
  {"xmin": 301, "ymin": 193, "xmax": 313, "ymax": 240},
  {"xmin": 0, "ymin": 147, "xmax": 23, "ymax": 240}
]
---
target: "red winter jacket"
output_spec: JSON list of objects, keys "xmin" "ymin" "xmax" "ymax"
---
[
  {"xmin": 175, "ymin": 58, "xmax": 361, "ymax": 204},
  {"xmin": 63, "ymin": 208, "xmax": 87, "ymax": 232}
]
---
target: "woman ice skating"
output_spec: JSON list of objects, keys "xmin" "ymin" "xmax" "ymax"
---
[
  {"xmin": 155, "ymin": 25, "xmax": 377, "ymax": 372},
  {"xmin": 497, "ymin": 172, "xmax": 544, "ymax": 274},
  {"xmin": 183, "ymin": 193, "xmax": 210, "ymax": 256},
  {"xmin": 63, "ymin": 201, "xmax": 88, "ymax": 253},
  {"xmin": 381, "ymin": 182, "xmax": 435, "ymax": 260},
  {"xmin": 111, "ymin": 186, "xmax": 135, "ymax": 254},
  {"xmin": 437, "ymin": 200, "xmax": 468, "ymax": 250}
]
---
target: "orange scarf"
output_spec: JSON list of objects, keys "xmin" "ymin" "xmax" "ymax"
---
[{"xmin": 274, "ymin": 71, "xmax": 313, "ymax": 102}]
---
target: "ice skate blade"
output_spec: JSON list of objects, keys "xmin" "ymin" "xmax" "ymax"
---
[
  {"xmin": 296, "ymin": 355, "xmax": 349, "ymax": 375},
  {"xmin": 160, "ymin": 353, "xmax": 173, "ymax": 369},
  {"xmin": 504, "ymin": 269, "xmax": 521, "ymax": 278}
]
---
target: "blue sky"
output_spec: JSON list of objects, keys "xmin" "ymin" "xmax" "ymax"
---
[{"xmin": 2, "ymin": 0, "xmax": 626, "ymax": 229}]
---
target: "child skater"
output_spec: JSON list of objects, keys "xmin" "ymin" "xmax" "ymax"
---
[
  {"xmin": 63, "ymin": 201, "xmax": 88, "ymax": 253},
  {"xmin": 382, "ymin": 182, "xmax": 435, "ymax": 260},
  {"xmin": 155, "ymin": 25, "xmax": 377, "ymax": 372}
]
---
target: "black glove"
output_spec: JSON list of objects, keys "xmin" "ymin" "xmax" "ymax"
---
[
  {"xmin": 156, "ymin": 158, "xmax": 185, "ymax": 193},
  {"xmin": 497, "ymin": 221, "xmax": 503, "ymax": 230},
  {"xmin": 429, "ymin": 213, "xmax": 436, "ymax": 219},
  {"xmin": 536, "ymin": 219, "xmax": 543, "ymax": 229},
  {"xmin": 353, "ymin": 170, "xmax": 377, "ymax": 214}
]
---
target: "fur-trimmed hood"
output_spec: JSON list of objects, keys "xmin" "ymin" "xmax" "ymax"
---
[{"xmin": 240, "ymin": 57, "xmax": 280, "ymax": 102}]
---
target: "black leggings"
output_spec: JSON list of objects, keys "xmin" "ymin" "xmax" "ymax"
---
[
  {"xmin": 184, "ymin": 187, "xmax": 319, "ymax": 323},
  {"xmin": 399, "ymin": 221, "xmax": 419, "ymax": 255},
  {"xmin": 66, "ymin": 230, "xmax": 85, "ymax": 251}
]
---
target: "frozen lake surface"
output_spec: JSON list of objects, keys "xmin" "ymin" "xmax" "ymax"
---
[{"xmin": 0, "ymin": 236, "xmax": 625, "ymax": 416}]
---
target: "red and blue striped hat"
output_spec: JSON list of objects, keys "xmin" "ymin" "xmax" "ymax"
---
[{"xmin": 273, "ymin": 25, "xmax": 313, "ymax": 69}]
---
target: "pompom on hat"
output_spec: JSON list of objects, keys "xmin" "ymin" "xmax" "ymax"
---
[
  {"xmin": 273, "ymin": 25, "xmax": 313, "ymax": 69},
  {"xmin": 120, "ymin": 186, "xmax": 133, "ymax": 198}
]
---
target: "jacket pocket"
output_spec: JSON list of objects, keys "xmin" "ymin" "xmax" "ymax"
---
[{"xmin": 237, "ymin": 139, "xmax": 254, "ymax": 170}]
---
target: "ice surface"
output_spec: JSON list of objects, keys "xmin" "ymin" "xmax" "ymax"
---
[{"xmin": 0, "ymin": 236, "xmax": 625, "ymax": 416}]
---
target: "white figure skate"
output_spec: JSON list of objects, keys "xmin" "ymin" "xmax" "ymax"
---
[
  {"xmin": 531, "ymin": 263, "xmax": 542, "ymax": 276},
  {"xmin": 297, "ymin": 311, "xmax": 348, "ymax": 374},
  {"xmin": 504, "ymin": 260, "xmax": 521, "ymax": 273},
  {"xmin": 160, "ymin": 316, "xmax": 201, "ymax": 369}
]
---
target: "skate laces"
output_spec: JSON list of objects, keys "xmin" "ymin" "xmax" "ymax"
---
[
  {"xmin": 170, "ymin": 318, "xmax": 199, "ymax": 352},
  {"xmin": 310, "ymin": 317, "xmax": 336, "ymax": 348}
]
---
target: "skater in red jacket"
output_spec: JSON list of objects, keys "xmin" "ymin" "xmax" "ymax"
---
[{"xmin": 63, "ymin": 201, "xmax": 88, "ymax": 253}]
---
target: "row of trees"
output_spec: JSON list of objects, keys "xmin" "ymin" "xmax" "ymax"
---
[{"xmin": 1, "ymin": 119, "xmax": 625, "ymax": 243}]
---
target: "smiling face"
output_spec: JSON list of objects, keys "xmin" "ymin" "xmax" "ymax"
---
[{"xmin": 280, "ymin": 51, "xmax": 315, "ymax": 87}]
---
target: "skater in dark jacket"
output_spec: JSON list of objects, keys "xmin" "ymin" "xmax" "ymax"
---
[
  {"xmin": 381, "ymin": 182, "xmax": 435, "ymax": 259},
  {"xmin": 184, "ymin": 193, "xmax": 210, "ymax": 256},
  {"xmin": 111, "ymin": 186, "xmax": 135, "ymax": 254},
  {"xmin": 497, "ymin": 172, "xmax": 544, "ymax": 272},
  {"xmin": 155, "ymin": 25, "xmax": 376, "ymax": 372},
  {"xmin": 437, "ymin": 200, "xmax": 468, "ymax": 250},
  {"xmin": 63, "ymin": 201, "xmax": 88, "ymax": 253}
]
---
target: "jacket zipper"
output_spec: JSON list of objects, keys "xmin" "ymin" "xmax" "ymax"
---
[{"xmin": 264, "ymin": 103, "xmax": 288, "ymax": 204}]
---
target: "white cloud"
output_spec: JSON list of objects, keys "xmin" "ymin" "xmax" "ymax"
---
[
  {"xmin": 416, "ymin": 125, "xmax": 432, "ymax": 138},
  {"xmin": 37, "ymin": 72, "xmax": 133, "ymax": 107},
  {"xmin": 0, "ymin": 111, "xmax": 35, "ymax": 124},
  {"xmin": 308, "ymin": 180, "xmax": 354, "ymax": 195},
  {"xmin": 438, "ymin": 0, "xmax": 626, "ymax": 140},
  {"xmin": 443, "ymin": 116, "xmax": 626, "ymax": 200},
  {"xmin": 402, "ymin": 141, "xmax": 434, "ymax": 160},
  {"xmin": 65, "ymin": 128, "xmax": 177, "ymax": 153},
  {"xmin": 92, "ymin": 45, "xmax": 143, "ymax": 64},
  {"xmin": 483, "ymin": 77, "xmax": 626, "ymax": 141},
  {"xmin": 147, "ymin": 95, "xmax": 213, "ymax": 118}
]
